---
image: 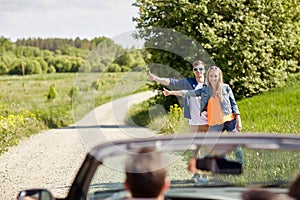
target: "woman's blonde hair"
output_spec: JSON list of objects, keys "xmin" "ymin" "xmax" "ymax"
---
[{"xmin": 205, "ymin": 66, "xmax": 224, "ymax": 101}]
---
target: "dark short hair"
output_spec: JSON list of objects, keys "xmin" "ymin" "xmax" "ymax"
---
[
  {"xmin": 289, "ymin": 173, "xmax": 300, "ymax": 200},
  {"xmin": 192, "ymin": 60, "xmax": 205, "ymax": 68},
  {"xmin": 125, "ymin": 147, "xmax": 167, "ymax": 198},
  {"xmin": 242, "ymin": 189, "xmax": 279, "ymax": 200}
]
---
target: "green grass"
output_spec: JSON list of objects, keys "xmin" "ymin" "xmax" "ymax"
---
[
  {"xmin": 239, "ymin": 74, "xmax": 300, "ymax": 134},
  {"xmin": 0, "ymin": 71, "xmax": 149, "ymax": 154},
  {"xmin": 0, "ymin": 72, "xmax": 149, "ymax": 119}
]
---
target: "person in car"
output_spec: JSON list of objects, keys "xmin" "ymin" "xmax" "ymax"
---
[
  {"xmin": 242, "ymin": 188, "xmax": 292, "ymax": 200},
  {"xmin": 124, "ymin": 147, "xmax": 170, "ymax": 200},
  {"xmin": 288, "ymin": 172, "xmax": 300, "ymax": 200},
  {"xmin": 148, "ymin": 60, "xmax": 209, "ymax": 133},
  {"xmin": 162, "ymin": 66, "xmax": 244, "ymax": 164}
]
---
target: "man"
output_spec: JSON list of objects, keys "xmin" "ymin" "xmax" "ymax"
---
[
  {"xmin": 148, "ymin": 60, "xmax": 209, "ymax": 182},
  {"xmin": 148, "ymin": 60, "xmax": 208, "ymax": 133},
  {"xmin": 124, "ymin": 147, "xmax": 170, "ymax": 200}
]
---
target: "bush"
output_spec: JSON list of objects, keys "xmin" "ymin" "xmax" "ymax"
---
[
  {"xmin": 68, "ymin": 86, "xmax": 80, "ymax": 99},
  {"xmin": 47, "ymin": 84, "xmax": 58, "ymax": 100},
  {"xmin": 91, "ymin": 80, "xmax": 101, "ymax": 90},
  {"xmin": 34, "ymin": 106, "xmax": 73, "ymax": 128},
  {"xmin": 125, "ymin": 100, "xmax": 152, "ymax": 127},
  {"xmin": 106, "ymin": 63, "xmax": 122, "ymax": 72},
  {"xmin": 157, "ymin": 104, "xmax": 186, "ymax": 134},
  {"xmin": 0, "ymin": 111, "xmax": 46, "ymax": 154}
]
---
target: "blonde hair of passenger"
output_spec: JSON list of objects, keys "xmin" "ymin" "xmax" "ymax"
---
[{"xmin": 205, "ymin": 66, "xmax": 224, "ymax": 102}]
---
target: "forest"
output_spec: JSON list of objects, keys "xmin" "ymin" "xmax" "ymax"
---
[{"xmin": 0, "ymin": 36, "xmax": 147, "ymax": 75}]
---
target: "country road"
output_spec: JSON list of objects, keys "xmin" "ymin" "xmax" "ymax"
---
[{"xmin": 0, "ymin": 91, "xmax": 157, "ymax": 200}]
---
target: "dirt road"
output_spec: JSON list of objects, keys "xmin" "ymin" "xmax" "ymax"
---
[{"xmin": 0, "ymin": 91, "xmax": 157, "ymax": 200}]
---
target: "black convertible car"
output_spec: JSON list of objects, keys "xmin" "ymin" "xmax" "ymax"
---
[{"xmin": 17, "ymin": 133, "xmax": 300, "ymax": 200}]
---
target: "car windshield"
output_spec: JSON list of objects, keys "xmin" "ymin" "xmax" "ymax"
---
[{"xmin": 87, "ymin": 146, "xmax": 300, "ymax": 199}]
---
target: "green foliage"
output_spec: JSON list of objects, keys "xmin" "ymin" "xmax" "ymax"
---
[
  {"xmin": 106, "ymin": 63, "xmax": 122, "ymax": 72},
  {"xmin": 9, "ymin": 58, "xmax": 43, "ymax": 75},
  {"xmin": 34, "ymin": 105, "xmax": 73, "ymax": 128},
  {"xmin": 47, "ymin": 65, "xmax": 56, "ymax": 73},
  {"xmin": 133, "ymin": 0, "xmax": 300, "ymax": 99},
  {"xmin": 0, "ymin": 36, "xmax": 147, "ymax": 75},
  {"xmin": 239, "ymin": 74, "xmax": 300, "ymax": 133},
  {"xmin": 91, "ymin": 79, "xmax": 102, "ymax": 90},
  {"xmin": 0, "ymin": 110, "xmax": 46, "ymax": 154},
  {"xmin": 0, "ymin": 36, "xmax": 13, "ymax": 53},
  {"xmin": 47, "ymin": 84, "xmax": 58, "ymax": 100},
  {"xmin": 157, "ymin": 104, "xmax": 186, "ymax": 134},
  {"xmin": 68, "ymin": 86, "xmax": 80, "ymax": 99},
  {"xmin": 222, "ymin": 148, "xmax": 300, "ymax": 186},
  {"xmin": 125, "ymin": 100, "xmax": 152, "ymax": 126}
]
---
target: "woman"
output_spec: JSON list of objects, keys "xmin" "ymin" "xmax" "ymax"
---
[
  {"xmin": 163, "ymin": 66, "xmax": 243, "ymax": 164},
  {"xmin": 163, "ymin": 66, "xmax": 241, "ymax": 132}
]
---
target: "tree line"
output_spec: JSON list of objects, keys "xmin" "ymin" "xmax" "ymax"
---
[{"xmin": 0, "ymin": 36, "xmax": 147, "ymax": 75}]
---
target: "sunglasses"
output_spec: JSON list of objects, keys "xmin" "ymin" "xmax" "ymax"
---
[
  {"xmin": 193, "ymin": 67, "xmax": 205, "ymax": 72},
  {"xmin": 209, "ymin": 66, "xmax": 219, "ymax": 70}
]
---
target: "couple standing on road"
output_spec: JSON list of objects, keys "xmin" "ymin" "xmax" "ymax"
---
[
  {"xmin": 148, "ymin": 60, "xmax": 244, "ymax": 181},
  {"xmin": 148, "ymin": 60, "xmax": 242, "ymax": 134}
]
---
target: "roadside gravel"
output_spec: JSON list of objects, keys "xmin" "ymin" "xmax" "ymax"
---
[{"xmin": 0, "ymin": 91, "xmax": 157, "ymax": 200}]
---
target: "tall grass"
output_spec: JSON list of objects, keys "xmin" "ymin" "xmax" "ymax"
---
[
  {"xmin": 239, "ymin": 74, "xmax": 300, "ymax": 134},
  {"xmin": 0, "ymin": 72, "xmax": 149, "ymax": 154}
]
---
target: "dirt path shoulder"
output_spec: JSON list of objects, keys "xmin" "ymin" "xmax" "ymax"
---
[{"xmin": 0, "ymin": 91, "xmax": 157, "ymax": 200}]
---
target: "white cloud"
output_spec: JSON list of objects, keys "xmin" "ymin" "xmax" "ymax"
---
[{"xmin": 0, "ymin": 0, "xmax": 138, "ymax": 41}]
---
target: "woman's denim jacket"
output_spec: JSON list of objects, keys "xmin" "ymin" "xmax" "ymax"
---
[
  {"xmin": 169, "ymin": 77, "xmax": 199, "ymax": 119},
  {"xmin": 182, "ymin": 84, "xmax": 240, "ymax": 116}
]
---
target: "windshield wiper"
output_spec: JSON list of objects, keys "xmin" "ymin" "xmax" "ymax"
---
[
  {"xmin": 170, "ymin": 179, "xmax": 235, "ymax": 188},
  {"xmin": 261, "ymin": 180, "xmax": 289, "ymax": 188}
]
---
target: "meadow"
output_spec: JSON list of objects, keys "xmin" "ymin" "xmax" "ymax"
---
[
  {"xmin": 1, "ymin": 72, "xmax": 299, "ymax": 155},
  {"xmin": 0, "ymin": 71, "xmax": 148, "ymax": 154}
]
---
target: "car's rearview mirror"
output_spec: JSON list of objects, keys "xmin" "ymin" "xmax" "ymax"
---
[{"xmin": 17, "ymin": 189, "xmax": 54, "ymax": 200}]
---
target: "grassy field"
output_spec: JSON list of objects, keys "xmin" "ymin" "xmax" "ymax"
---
[
  {"xmin": 1, "ymin": 72, "xmax": 148, "ymax": 113},
  {"xmin": 0, "ymin": 71, "xmax": 149, "ymax": 154},
  {"xmin": 1, "ymin": 72, "xmax": 299, "ymax": 155},
  {"xmin": 238, "ymin": 74, "xmax": 300, "ymax": 134},
  {"xmin": 230, "ymin": 75, "xmax": 299, "ymax": 134}
]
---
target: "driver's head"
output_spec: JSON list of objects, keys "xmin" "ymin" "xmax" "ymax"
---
[
  {"xmin": 289, "ymin": 173, "xmax": 300, "ymax": 200},
  {"xmin": 125, "ymin": 147, "xmax": 169, "ymax": 199}
]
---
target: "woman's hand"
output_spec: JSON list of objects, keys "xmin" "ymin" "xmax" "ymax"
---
[
  {"xmin": 162, "ymin": 87, "xmax": 171, "ymax": 96},
  {"xmin": 236, "ymin": 115, "xmax": 242, "ymax": 132}
]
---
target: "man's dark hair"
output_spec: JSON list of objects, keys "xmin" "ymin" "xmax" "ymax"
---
[
  {"xmin": 125, "ymin": 147, "xmax": 167, "ymax": 198},
  {"xmin": 242, "ymin": 189, "xmax": 279, "ymax": 200},
  {"xmin": 192, "ymin": 60, "xmax": 205, "ymax": 68},
  {"xmin": 289, "ymin": 173, "xmax": 300, "ymax": 200}
]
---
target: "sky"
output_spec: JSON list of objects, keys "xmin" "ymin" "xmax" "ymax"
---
[{"xmin": 0, "ymin": 0, "xmax": 139, "ymax": 42}]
